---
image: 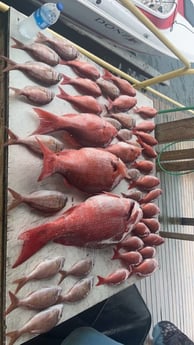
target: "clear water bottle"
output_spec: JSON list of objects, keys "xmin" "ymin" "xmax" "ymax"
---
[{"xmin": 18, "ymin": 2, "xmax": 64, "ymax": 40}]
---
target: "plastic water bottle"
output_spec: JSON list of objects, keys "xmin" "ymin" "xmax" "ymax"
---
[{"xmin": 18, "ymin": 2, "xmax": 64, "ymax": 40}]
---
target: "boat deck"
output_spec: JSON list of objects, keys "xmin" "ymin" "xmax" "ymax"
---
[{"xmin": 136, "ymin": 101, "xmax": 194, "ymax": 342}]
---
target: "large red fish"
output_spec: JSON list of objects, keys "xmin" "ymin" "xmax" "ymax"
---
[
  {"xmin": 13, "ymin": 193, "xmax": 143, "ymax": 268},
  {"xmin": 32, "ymin": 108, "xmax": 117, "ymax": 147},
  {"xmin": 37, "ymin": 141, "xmax": 130, "ymax": 194}
]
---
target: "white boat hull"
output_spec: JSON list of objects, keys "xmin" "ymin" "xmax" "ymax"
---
[{"xmin": 60, "ymin": 0, "xmax": 194, "ymax": 62}]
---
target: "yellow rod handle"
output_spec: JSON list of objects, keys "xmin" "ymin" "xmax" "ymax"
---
[{"xmin": 0, "ymin": 2, "xmax": 9, "ymax": 12}]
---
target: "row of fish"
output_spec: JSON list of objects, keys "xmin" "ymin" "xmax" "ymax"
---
[{"xmin": 5, "ymin": 27, "xmax": 164, "ymax": 345}]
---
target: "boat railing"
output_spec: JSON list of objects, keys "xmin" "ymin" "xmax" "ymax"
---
[{"xmin": 1, "ymin": 0, "xmax": 194, "ymax": 112}]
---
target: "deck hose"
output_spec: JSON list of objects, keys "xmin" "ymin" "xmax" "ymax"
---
[{"xmin": 156, "ymin": 106, "xmax": 194, "ymax": 175}]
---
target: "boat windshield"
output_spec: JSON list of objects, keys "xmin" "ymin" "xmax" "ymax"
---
[{"xmin": 139, "ymin": 0, "xmax": 176, "ymax": 14}]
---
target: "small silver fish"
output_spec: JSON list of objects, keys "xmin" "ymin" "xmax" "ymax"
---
[
  {"xmin": 11, "ymin": 37, "xmax": 60, "ymax": 66},
  {"xmin": 9, "ymin": 85, "xmax": 55, "ymax": 105},
  {"xmin": 57, "ymin": 277, "xmax": 94, "ymax": 303},
  {"xmin": 5, "ymin": 286, "xmax": 62, "ymax": 315},
  {"xmin": 96, "ymin": 77, "xmax": 120, "ymax": 100},
  {"xmin": 58, "ymin": 257, "xmax": 94, "ymax": 284},
  {"xmin": 104, "ymin": 117, "xmax": 122, "ymax": 130},
  {"xmin": 6, "ymin": 304, "xmax": 64, "ymax": 345},
  {"xmin": 13, "ymin": 256, "xmax": 65, "ymax": 294},
  {"xmin": 1, "ymin": 56, "xmax": 62, "ymax": 85},
  {"xmin": 5, "ymin": 128, "xmax": 65, "ymax": 154},
  {"xmin": 8, "ymin": 188, "xmax": 67, "ymax": 213},
  {"xmin": 110, "ymin": 113, "xmax": 136, "ymax": 129},
  {"xmin": 36, "ymin": 32, "xmax": 79, "ymax": 61}
]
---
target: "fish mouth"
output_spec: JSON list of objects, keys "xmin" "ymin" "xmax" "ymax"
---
[{"xmin": 127, "ymin": 200, "xmax": 143, "ymax": 227}]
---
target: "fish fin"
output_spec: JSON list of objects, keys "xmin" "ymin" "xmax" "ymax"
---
[
  {"xmin": 102, "ymin": 191, "xmax": 121, "ymax": 198},
  {"xmin": 4, "ymin": 128, "xmax": 19, "ymax": 147},
  {"xmin": 60, "ymin": 74, "xmax": 71, "ymax": 85},
  {"xmin": 6, "ymin": 330, "xmax": 20, "ymax": 345},
  {"xmin": 4, "ymin": 291, "xmax": 19, "ymax": 315},
  {"xmin": 102, "ymin": 69, "xmax": 113, "ymax": 80},
  {"xmin": 96, "ymin": 276, "xmax": 105, "ymax": 286},
  {"xmin": 12, "ymin": 276, "xmax": 28, "ymax": 294},
  {"xmin": 111, "ymin": 248, "xmax": 119, "ymax": 260},
  {"xmin": 58, "ymin": 270, "xmax": 68, "ymax": 284},
  {"xmin": 0, "ymin": 55, "xmax": 17, "ymax": 72},
  {"xmin": 107, "ymin": 97, "xmax": 113, "ymax": 111},
  {"xmin": 62, "ymin": 131, "xmax": 81, "ymax": 149},
  {"xmin": 32, "ymin": 108, "xmax": 59, "ymax": 134},
  {"xmin": 9, "ymin": 87, "xmax": 21, "ymax": 95},
  {"xmin": 35, "ymin": 31, "xmax": 48, "ymax": 43},
  {"xmin": 36, "ymin": 138, "xmax": 57, "ymax": 181},
  {"xmin": 56, "ymin": 86, "xmax": 69, "ymax": 100},
  {"xmin": 13, "ymin": 224, "xmax": 50, "ymax": 268},
  {"xmin": 7, "ymin": 188, "xmax": 23, "ymax": 211},
  {"xmin": 128, "ymin": 181, "xmax": 136, "ymax": 189},
  {"xmin": 11, "ymin": 37, "xmax": 25, "ymax": 49}
]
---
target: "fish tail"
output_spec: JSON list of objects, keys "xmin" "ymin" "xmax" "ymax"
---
[
  {"xmin": 107, "ymin": 97, "xmax": 113, "ymax": 111},
  {"xmin": 111, "ymin": 247, "xmax": 119, "ymax": 260},
  {"xmin": 12, "ymin": 277, "xmax": 28, "ymax": 294},
  {"xmin": 11, "ymin": 37, "xmax": 25, "ymax": 50},
  {"xmin": 7, "ymin": 188, "xmax": 23, "ymax": 211},
  {"xmin": 36, "ymin": 138, "xmax": 57, "ymax": 181},
  {"xmin": 56, "ymin": 86, "xmax": 69, "ymax": 100},
  {"xmin": 58, "ymin": 270, "xmax": 68, "ymax": 284},
  {"xmin": 6, "ymin": 330, "xmax": 20, "ymax": 345},
  {"xmin": 4, "ymin": 128, "xmax": 19, "ymax": 147},
  {"xmin": 4, "ymin": 291, "xmax": 19, "ymax": 315},
  {"xmin": 0, "ymin": 55, "xmax": 17, "ymax": 72},
  {"xmin": 102, "ymin": 69, "xmax": 112, "ymax": 80},
  {"xmin": 35, "ymin": 31, "xmax": 48, "ymax": 43},
  {"xmin": 60, "ymin": 74, "xmax": 71, "ymax": 85},
  {"xmin": 9, "ymin": 87, "xmax": 21, "ymax": 95},
  {"xmin": 12, "ymin": 224, "xmax": 50, "ymax": 268},
  {"xmin": 32, "ymin": 107, "xmax": 60, "ymax": 134},
  {"xmin": 96, "ymin": 275, "xmax": 105, "ymax": 286},
  {"xmin": 128, "ymin": 181, "xmax": 136, "ymax": 189}
]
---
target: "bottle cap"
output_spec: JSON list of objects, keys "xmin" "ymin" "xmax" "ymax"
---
[{"xmin": 57, "ymin": 2, "xmax": 64, "ymax": 11}]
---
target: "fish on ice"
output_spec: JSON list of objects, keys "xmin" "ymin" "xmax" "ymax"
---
[
  {"xmin": 59, "ymin": 59, "xmax": 100, "ymax": 80},
  {"xmin": 32, "ymin": 108, "xmax": 117, "ymax": 148},
  {"xmin": 11, "ymin": 37, "xmax": 60, "ymax": 66},
  {"xmin": 13, "ymin": 193, "xmax": 142, "ymax": 267},
  {"xmin": 58, "ymin": 257, "xmax": 94, "ymax": 284},
  {"xmin": 57, "ymin": 86, "xmax": 103, "ymax": 114},
  {"xmin": 5, "ymin": 286, "xmax": 62, "ymax": 315},
  {"xmin": 35, "ymin": 32, "xmax": 79, "ymax": 61},
  {"xmin": 37, "ymin": 141, "xmax": 131, "ymax": 194},
  {"xmin": 0, "ymin": 56, "xmax": 62, "ymax": 86},
  {"xmin": 57, "ymin": 277, "xmax": 94, "ymax": 303},
  {"xmin": 8, "ymin": 188, "xmax": 67, "ymax": 213},
  {"xmin": 9, "ymin": 85, "xmax": 55, "ymax": 105},
  {"xmin": 13, "ymin": 256, "xmax": 66, "ymax": 293},
  {"xmin": 103, "ymin": 69, "xmax": 136, "ymax": 96},
  {"xmin": 5, "ymin": 128, "xmax": 65, "ymax": 154},
  {"xmin": 61, "ymin": 74, "xmax": 102, "ymax": 97},
  {"xmin": 96, "ymin": 268, "xmax": 131, "ymax": 286},
  {"xmin": 6, "ymin": 304, "xmax": 64, "ymax": 345}
]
